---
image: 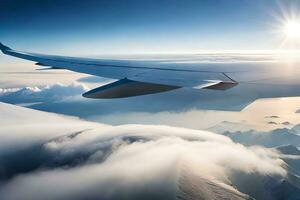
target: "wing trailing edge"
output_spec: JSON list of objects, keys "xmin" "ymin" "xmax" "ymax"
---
[{"xmin": 0, "ymin": 43, "xmax": 239, "ymax": 99}]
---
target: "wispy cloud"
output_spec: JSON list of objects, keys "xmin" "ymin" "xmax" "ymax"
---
[{"xmin": 0, "ymin": 83, "xmax": 88, "ymax": 104}]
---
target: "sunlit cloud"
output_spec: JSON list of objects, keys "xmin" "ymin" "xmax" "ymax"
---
[{"xmin": 0, "ymin": 103, "xmax": 289, "ymax": 200}]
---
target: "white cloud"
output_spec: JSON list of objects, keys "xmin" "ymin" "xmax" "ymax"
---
[
  {"xmin": 0, "ymin": 103, "xmax": 288, "ymax": 200},
  {"xmin": 0, "ymin": 83, "xmax": 89, "ymax": 104}
]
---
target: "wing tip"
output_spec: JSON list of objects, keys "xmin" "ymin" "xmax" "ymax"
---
[{"xmin": 0, "ymin": 43, "xmax": 11, "ymax": 52}]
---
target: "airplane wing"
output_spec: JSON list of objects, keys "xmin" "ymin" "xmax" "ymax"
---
[
  {"xmin": 0, "ymin": 43, "xmax": 237, "ymax": 98},
  {"xmin": 2, "ymin": 42, "xmax": 300, "ymax": 111}
]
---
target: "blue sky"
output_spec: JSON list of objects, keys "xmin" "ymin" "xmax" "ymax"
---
[{"xmin": 0, "ymin": 0, "xmax": 299, "ymax": 53}]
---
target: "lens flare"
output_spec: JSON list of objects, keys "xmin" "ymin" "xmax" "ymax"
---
[{"xmin": 284, "ymin": 20, "xmax": 300, "ymax": 39}]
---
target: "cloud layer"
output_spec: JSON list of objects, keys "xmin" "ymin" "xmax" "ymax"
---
[
  {"xmin": 0, "ymin": 103, "xmax": 289, "ymax": 200},
  {"xmin": 0, "ymin": 83, "xmax": 88, "ymax": 104}
]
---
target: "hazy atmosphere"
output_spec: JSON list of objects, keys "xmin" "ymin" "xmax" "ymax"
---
[{"xmin": 2, "ymin": 0, "xmax": 300, "ymax": 199}]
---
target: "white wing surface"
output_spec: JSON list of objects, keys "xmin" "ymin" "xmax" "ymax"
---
[{"xmin": 2, "ymin": 43, "xmax": 300, "ymax": 110}]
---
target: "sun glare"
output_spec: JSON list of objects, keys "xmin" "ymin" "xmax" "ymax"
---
[
  {"xmin": 284, "ymin": 20, "xmax": 300, "ymax": 39},
  {"xmin": 273, "ymin": 9, "xmax": 300, "ymax": 51}
]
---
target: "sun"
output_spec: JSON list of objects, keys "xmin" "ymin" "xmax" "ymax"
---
[{"xmin": 284, "ymin": 20, "xmax": 300, "ymax": 39}]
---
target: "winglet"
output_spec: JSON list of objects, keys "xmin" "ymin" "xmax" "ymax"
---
[{"xmin": 0, "ymin": 43, "xmax": 11, "ymax": 52}]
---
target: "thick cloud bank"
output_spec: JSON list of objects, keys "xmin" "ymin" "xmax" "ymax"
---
[{"xmin": 0, "ymin": 103, "xmax": 293, "ymax": 200}]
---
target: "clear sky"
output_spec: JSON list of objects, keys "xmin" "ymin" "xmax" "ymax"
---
[{"xmin": 0, "ymin": 0, "xmax": 300, "ymax": 54}]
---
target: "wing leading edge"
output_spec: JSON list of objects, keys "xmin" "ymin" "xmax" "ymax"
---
[{"xmin": 0, "ymin": 43, "xmax": 238, "ymax": 98}]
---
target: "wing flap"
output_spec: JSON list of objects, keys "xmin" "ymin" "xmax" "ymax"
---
[
  {"xmin": 129, "ymin": 69, "xmax": 237, "ymax": 88},
  {"xmin": 200, "ymin": 81, "xmax": 238, "ymax": 90}
]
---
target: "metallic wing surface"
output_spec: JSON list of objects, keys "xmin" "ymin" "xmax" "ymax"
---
[{"xmin": 2, "ymin": 43, "xmax": 300, "ymax": 110}]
